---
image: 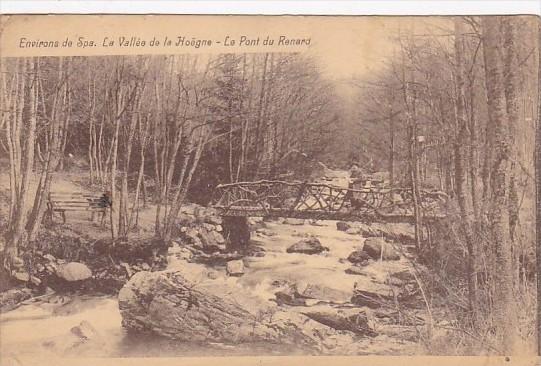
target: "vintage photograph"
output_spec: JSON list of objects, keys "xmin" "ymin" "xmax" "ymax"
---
[{"xmin": 0, "ymin": 15, "xmax": 539, "ymax": 360}]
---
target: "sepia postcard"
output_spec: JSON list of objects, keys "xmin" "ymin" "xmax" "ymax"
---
[{"xmin": 0, "ymin": 12, "xmax": 540, "ymax": 366}]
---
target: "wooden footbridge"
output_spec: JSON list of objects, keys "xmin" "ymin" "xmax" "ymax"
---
[{"xmin": 211, "ymin": 180, "xmax": 448, "ymax": 224}]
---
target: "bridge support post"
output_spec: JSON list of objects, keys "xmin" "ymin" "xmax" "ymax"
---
[{"xmin": 222, "ymin": 216, "xmax": 250, "ymax": 251}]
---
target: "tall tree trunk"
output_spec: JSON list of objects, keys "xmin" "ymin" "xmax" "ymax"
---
[
  {"xmin": 535, "ymin": 17, "xmax": 541, "ymax": 355},
  {"xmin": 481, "ymin": 16, "xmax": 519, "ymax": 354}
]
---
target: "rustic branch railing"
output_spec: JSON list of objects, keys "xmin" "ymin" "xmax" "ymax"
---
[{"xmin": 211, "ymin": 180, "xmax": 447, "ymax": 223}]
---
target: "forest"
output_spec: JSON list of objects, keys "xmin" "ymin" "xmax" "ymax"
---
[{"xmin": 0, "ymin": 16, "xmax": 539, "ymax": 357}]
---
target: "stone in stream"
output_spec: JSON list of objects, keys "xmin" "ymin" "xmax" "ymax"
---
[
  {"xmin": 70, "ymin": 320, "xmax": 98, "ymax": 340},
  {"xmin": 336, "ymin": 221, "xmax": 352, "ymax": 231},
  {"xmin": 286, "ymin": 237, "xmax": 328, "ymax": 255},
  {"xmin": 43, "ymin": 320, "xmax": 104, "ymax": 355},
  {"xmin": 345, "ymin": 266, "xmax": 368, "ymax": 275},
  {"xmin": 362, "ymin": 238, "xmax": 400, "ymax": 261},
  {"xmin": 297, "ymin": 283, "xmax": 351, "ymax": 303},
  {"xmin": 346, "ymin": 227, "xmax": 361, "ymax": 235},
  {"xmin": 256, "ymin": 228, "xmax": 276, "ymax": 237},
  {"xmin": 283, "ymin": 218, "xmax": 305, "ymax": 225},
  {"xmin": 56, "ymin": 262, "xmax": 92, "ymax": 282},
  {"xmin": 226, "ymin": 259, "xmax": 245, "ymax": 276},
  {"xmin": 223, "ymin": 216, "xmax": 251, "ymax": 251},
  {"xmin": 347, "ymin": 250, "xmax": 371, "ymax": 265}
]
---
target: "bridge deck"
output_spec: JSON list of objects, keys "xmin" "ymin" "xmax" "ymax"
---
[
  {"xmin": 214, "ymin": 207, "xmax": 446, "ymax": 223},
  {"xmin": 211, "ymin": 180, "xmax": 448, "ymax": 224}
]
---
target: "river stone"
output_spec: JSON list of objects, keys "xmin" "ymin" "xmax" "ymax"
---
[
  {"xmin": 70, "ymin": 320, "xmax": 98, "ymax": 340},
  {"xmin": 347, "ymin": 250, "xmax": 371, "ymax": 264},
  {"xmin": 286, "ymin": 237, "xmax": 328, "ymax": 255},
  {"xmin": 336, "ymin": 221, "xmax": 352, "ymax": 231},
  {"xmin": 297, "ymin": 282, "xmax": 351, "ymax": 303},
  {"xmin": 345, "ymin": 266, "xmax": 367, "ymax": 275},
  {"xmin": 13, "ymin": 271, "xmax": 30, "ymax": 282},
  {"xmin": 256, "ymin": 228, "xmax": 276, "ymax": 236},
  {"xmin": 362, "ymin": 238, "xmax": 400, "ymax": 261},
  {"xmin": 283, "ymin": 218, "xmax": 305, "ymax": 225},
  {"xmin": 346, "ymin": 227, "xmax": 361, "ymax": 235},
  {"xmin": 43, "ymin": 254, "xmax": 57, "ymax": 262},
  {"xmin": 56, "ymin": 262, "xmax": 92, "ymax": 281},
  {"xmin": 226, "ymin": 259, "xmax": 244, "ymax": 276}
]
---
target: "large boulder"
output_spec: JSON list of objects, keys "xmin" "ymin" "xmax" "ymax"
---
[
  {"xmin": 56, "ymin": 262, "xmax": 92, "ymax": 281},
  {"xmin": 118, "ymin": 270, "xmax": 354, "ymax": 351},
  {"xmin": 286, "ymin": 237, "xmax": 328, "ymax": 255},
  {"xmin": 362, "ymin": 238, "xmax": 400, "ymax": 261}
]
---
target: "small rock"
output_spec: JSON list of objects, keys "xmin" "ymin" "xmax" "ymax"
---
[
  {"xmin": 210, "ymin": 230, "xmax": 226, "ymax": 244},
  {"xmin": 362, "ymin": 238, "xmax": 400, "ymax": 261},
  {"xmin": 43, "ymin": 254, "xmax": 56, "ymax": 262},
  {"xmin": 168, "ymin": 243, "xmax": 183, "ymax": 255},
  {"xmin": 298, "ymin": 283, "xmax": 351, "ymax": 303},
  {"xmin": 207, "ymin": 271, "xmax": 219, "ymax": 280},
  {"xmin": 30, "ymin": 276, "xmax": 42, "ymax": 286},
  {"xmin": 178, "ymin": 213, "xmax": 196, "ymax": 227},
  {"xmin": 70, "ymin": 320, "xmax": 98, "ymax": 340},
  {"xmin": 275, "ymin": 291, "xmax": 306, "ymax": 306},
  {"xmin": 256, "ymin": 228, "xmax": 276, "ymax": 237},
  {"xmin": 141, "ymin": 263, "xmax": 151, "ymax": 271},
  {"xmin": 283, "ymin": 218, "xmax": 305, "ymax": 225},
  {"xmin": 56, "ymin": 262, "xmax": 92, "ymax": 281},
  {"xmin": 226, "ymin": 260, "xmax": 244, "ymax": 277},
  {"xmin": 345, "ymin": 266, "xmax": 366, "ymax": 275},
  {"xmin": 215, "ymin": 225, "xmax": 223, "ymax": 232},
  {"xmin": 286, "ymin": 237, "xmax": 328, "ymax": 255},
  {"xmin": 13, "ymin": 271, "xmax": 30, "ymax": 282},
  {"xmin": 347, "ymin": 250, "xmax": 371, "ymax": 264},
  {"xmin": 336, "ymin": 221, "xmax": 352, "ymax": 231},
  {"xmin": 346, "ymin": 227, "xmax": 361, "ymax": 235},
  {"xmin": 205, "ymin": 214, "xmax": 223, "ymax": 225},
  {"xmin": 45, "ymin": 263, "xmax": 58, "ymax": 274}
]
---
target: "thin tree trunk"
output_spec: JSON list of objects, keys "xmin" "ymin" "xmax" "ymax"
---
[
  {"xmin": 454, "ymin": 18, "xmax": 476, "ymax": 313},
  {"xmin": 502, "ymin": 17, "xmax": 521, "ymax": 244}
]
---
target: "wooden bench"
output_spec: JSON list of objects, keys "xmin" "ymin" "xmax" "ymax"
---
[{"xmin": 47, "ymin": 192, "xmax": 109, "ymax": 224}]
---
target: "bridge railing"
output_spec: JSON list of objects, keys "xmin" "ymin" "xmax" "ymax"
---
[{"xmin": 212, "ymin": 180, "xmax": 448, "ymax": 220}]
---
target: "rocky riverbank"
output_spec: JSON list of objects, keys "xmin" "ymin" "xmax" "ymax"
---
[
  {"xmin": 119, "ymin": 216, "xmax": 430, "ymax": 355},
  {"xmin": 2, "ymin": 203, "xmax": 438, "ymax": 357}
]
